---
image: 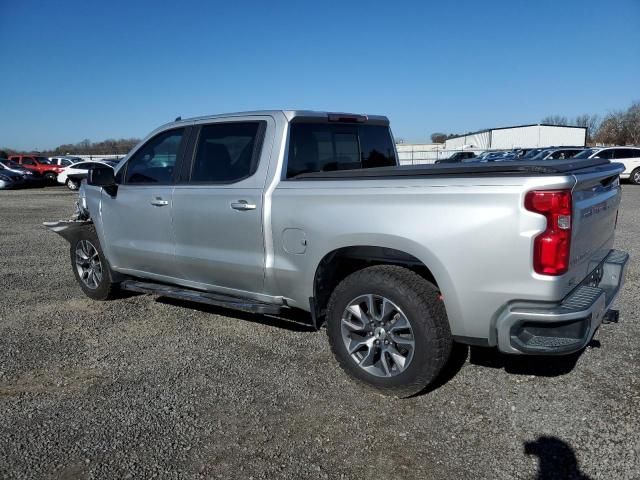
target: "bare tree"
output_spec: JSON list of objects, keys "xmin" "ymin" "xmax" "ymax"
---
[
  {"xmin": 430, "ymin": 133, "xmax": 447, "ymax": 144},
  {"xmin": 574, "ymin": 114, "xmax": 600, "ymax": 143},
  {"xmin": 541, "ymin": 115, "xmax": 569, "ymax": 126},
  {"xmin": 623, "ymin": 102, "xmax": 640, "ymax": 145},
  {"xmin": 595, "ymin": 111, "xmax": 626, "ymax": 145}
]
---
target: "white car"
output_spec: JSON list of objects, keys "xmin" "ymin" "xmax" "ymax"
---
[
  {"xmin": 49, "ymin": 156, "xmax": 83, "ymax": 167},
  {"xmin": 573, "ymin": 147, "xmax": 640, "ymax": 184},
  {"xmin": 57, "ymin": 161, "xmax": 115, "ymax": 190}
]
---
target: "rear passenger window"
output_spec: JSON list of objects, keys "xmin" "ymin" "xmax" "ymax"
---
[
  {"xmin": 286, "ymin": 123, "xmax": 396, "ymax": 178},
  {"xmin": 190, "ymin": 122, "xmax": 263, "ymax": 183},
  {"xmin": 125, "ymin": 128, "xmax": 184, "ymax": 184},
  {"xmin": 615, "ymin": 149, "xmax": 640, "ymax": 159},
  {"xmin": 594, "ymin": 150, "xmax": 615, "ymax": 160}
]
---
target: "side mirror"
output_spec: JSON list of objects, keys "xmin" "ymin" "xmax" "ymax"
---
[
  {"xmin": 88, "ymin": 166, "xmax": 118, "ymax": 196},
  {"xmin": 88, "ymin": 166, "xmax": 115, "ymax": 187}
]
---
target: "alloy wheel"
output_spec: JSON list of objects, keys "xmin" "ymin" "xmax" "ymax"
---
[
  {"xmin": 75, "ymin": 240, "xmax": 102, "ymax": 289},
  {"xmin": 340, "ymin": 294, "xmax": 415, "ymax": 378}
]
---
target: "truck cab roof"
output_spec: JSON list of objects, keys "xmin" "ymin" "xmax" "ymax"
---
[{"xmin": 164, "ymin": 110, "xmax": 390, "ymax": 129}]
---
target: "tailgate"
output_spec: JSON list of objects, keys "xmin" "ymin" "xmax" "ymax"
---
[{"xmin": 568, "ymin": 162, "xmax": 624, "ymax": 285}]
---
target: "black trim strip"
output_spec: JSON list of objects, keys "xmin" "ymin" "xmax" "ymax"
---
[
  {"xmin": 287, "ymin": 158, "xmax": 617, "ymax": 181},
  {"xmin": 453, "ymin": 335, "xmax": 491, "ymax": 347}
]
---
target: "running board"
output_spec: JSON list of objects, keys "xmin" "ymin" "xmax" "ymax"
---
[{"xmin": 120, "ymin": 280, "xmax": 284, "ymax": 315}]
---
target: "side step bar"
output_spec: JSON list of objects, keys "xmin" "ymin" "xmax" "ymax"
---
[{"xmin": 120, "ymin": 280, "xmax": 285, "ymax": 315}]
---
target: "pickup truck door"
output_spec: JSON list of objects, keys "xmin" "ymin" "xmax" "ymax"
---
[
  {"xmin": 171, "ymin": 118, "xmax": 273, "ymax": 295},
  {"xmin": 99, "ymin": 127, "xmax": 188, "ymax": 279}
]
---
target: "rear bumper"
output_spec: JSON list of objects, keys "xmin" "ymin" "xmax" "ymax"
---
[{"xmin": 496, "ymin": 249, "xmax": 629, "ymax": 355}]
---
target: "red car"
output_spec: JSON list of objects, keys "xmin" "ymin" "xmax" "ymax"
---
[{"xmin": 8, "ymin": 154, "xmax": 63, "ymax": 183}]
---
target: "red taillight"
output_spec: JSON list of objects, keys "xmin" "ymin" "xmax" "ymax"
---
[{"xmin": 524, "ymin": 190, "xmax": 572, "ymax": 276}]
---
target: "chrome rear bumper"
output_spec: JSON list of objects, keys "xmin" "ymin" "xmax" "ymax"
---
[{"xmin": 496, "ymin": 249, "xmax": 629, "ymax": 355}]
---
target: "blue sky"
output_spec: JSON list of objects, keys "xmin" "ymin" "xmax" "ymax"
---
[{"xmin": 1, "ymin": 0, "xmax": 639, "ymax": 150}]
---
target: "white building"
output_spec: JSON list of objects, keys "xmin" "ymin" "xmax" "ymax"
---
[
  {"xmin": 444, "ymin": 124, "xmax": 587, "ymax": 151},
  {"xmin": 397, "ymin": 124, "xmax": 587, "ymax": 165}
]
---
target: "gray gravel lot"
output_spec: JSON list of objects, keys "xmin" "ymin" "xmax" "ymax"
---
[{"xmin": 0, "ymin": 185, "xmax": 638, "ymax": 479}]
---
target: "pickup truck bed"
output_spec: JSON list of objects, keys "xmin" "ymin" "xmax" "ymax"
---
[{"xmin": 291, "ymin": 157, "xmax": 613, "ymax": 179}]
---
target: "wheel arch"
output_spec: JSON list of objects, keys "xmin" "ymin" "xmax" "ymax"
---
[{"xmin": 311, "ymin": 245, "xmax": 450, "ymax": 329}]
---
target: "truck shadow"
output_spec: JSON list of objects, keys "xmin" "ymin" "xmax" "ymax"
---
[
  {"xmin": 524, "ymin": 436, "xmax": 592, "ymax": 479},
  {"xmin": 421, "ymin": 337, "xmax": 600, "ymax": 396},
  {"xmin": 466, "ymin": 342, "xmax": 599, "ymax": 377},
  {"xmin": 155, "ymin": 297, "xmax": 317, "ymax": 332},
  {"xmin": 422, "ymin": 342, "xmax": 470, "ymax": 394}
]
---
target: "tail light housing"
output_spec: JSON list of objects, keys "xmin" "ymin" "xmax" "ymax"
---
[{"xmin": 524, "ymin": 190, "xmax": 572, "ymax": 276}]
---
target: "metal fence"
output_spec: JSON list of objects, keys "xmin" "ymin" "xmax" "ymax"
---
[{"xmin": 396, "ymin": 149, "xmax": 485, "ymax": 165}]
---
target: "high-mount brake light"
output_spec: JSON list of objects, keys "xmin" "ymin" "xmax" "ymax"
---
[
  {"xmin": 524, "ymin": 190, "xmax": 572, "ymax": 276},
  {"xmin": 327, "ymin": 113, "xmax": 368, "ymax": 123}
]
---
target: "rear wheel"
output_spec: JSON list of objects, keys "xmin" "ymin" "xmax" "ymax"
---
[
  {"xmin": 44, "ymin": 172, "xmax": 57, "ymax": 183},
  {"xmin": 630, "ymin": 168, "xmax": 640, "ymax": 185},
  {"xmin": 326, "ymin": 265, "xmax": 452, "ymax": 398},
  {"xmin": 70, "ymin": 226, "xmax": 118, "ymax": 300}
]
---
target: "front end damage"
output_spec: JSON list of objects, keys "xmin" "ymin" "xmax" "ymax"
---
[{"xmin": 43, "ymin": 195, "xmax": 93, "ymax": 243}]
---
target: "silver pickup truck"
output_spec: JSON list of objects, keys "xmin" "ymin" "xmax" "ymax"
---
[{"xmin": 47, "ymin": 110, "xmax": 629, "ymax": 397}]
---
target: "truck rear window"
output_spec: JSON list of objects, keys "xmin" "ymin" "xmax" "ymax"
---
[{"xmin": 286, "ymin": 123, "xmax": 396, "ymax": 178}]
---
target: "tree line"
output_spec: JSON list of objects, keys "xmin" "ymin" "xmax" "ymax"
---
[
  {"xmin": 1, "ymin": 137, "xmax": 141, "ymax": 157},
  {"xmin": 430, "ymin": 100, "xmax": 640, "ymax": 146}
]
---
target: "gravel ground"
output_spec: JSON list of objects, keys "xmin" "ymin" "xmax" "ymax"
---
[{"xmin": 0, "ymin": 185, "xmax": 638, "ymax": 480}]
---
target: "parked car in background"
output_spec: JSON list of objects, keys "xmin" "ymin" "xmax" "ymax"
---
[
  {"xmin": 0, "ymin": 168, "xmax": 26, "ymax": 189},
  {"xmin": 573, "ymin": 147, "xmax": 640, "ymax": 185},
  {"xmin": 475, "ymin": 151, "xmax": 513, "ymax": 162},
  {"xmin": 519, "ymin": 148, "xmax": 547, "ymax": 160},
  {"xmin": 49, "ymin": 156, "xmax": 83, "ymax": 167},
  {"xmin": 529, "ymin": 148, "xmax": 584, "ymax": 161},
  {"xmin": 57, "ymin": 160, "xmax": 118, "ymax": 190},
  {"xmin": 513, "ymin": 148, "xmax": 536, "ymax": 158},
  {"xmin": 0, "ymin": 159, "xmax": 43, "ymax": 186},
  {"xmin": 435, "ymin": 151, "xmax": 476, "ymax": 164},
  {"xmin": 7, "ymin": 154, "xmax": 64, "ymax": 183}
]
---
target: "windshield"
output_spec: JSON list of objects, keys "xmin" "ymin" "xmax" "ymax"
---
[
  {"xmin": 573, "ymin": 148, "xmax": 598, "ymax": 159},
  {"xmin": 0, "ymin": 159, "xmax": 20, "ymax": 168},
  {"xmin": 530, "ymin": 150, "xmax": 552, "ymax": 161},
  {"xmin": 521, "ymin": 149, "xmax": 543, "ymax": 159}
]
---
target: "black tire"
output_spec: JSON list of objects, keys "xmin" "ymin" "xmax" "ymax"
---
[
  {"xmin": 69, "ymin": 225, "xmax": 118, "ymax": 300},
  {"xmin": 44, "ymin": 172, "xmax": 57, "ymax": 183},
  {"xmin": 326, "ymin": 265, "xmax": 452, "ymax": 398},
  {"xmin": 630, "ymin": 168, "xmax": 640, "ymax": 185},
  {"xmin": 66, "ymin": 178, "xmax": 80, "ymax": 191}
]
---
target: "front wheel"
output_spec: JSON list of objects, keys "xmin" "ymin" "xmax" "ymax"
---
[
  {"xmin": 66, "ymin": 178, "xmax": 80, "ymax": 190},
  {"xmin": 70, "ymin": 226, "xmax": 118, "ymax": 300},
  {"xmin": 630, "ymin": 168, "xmax": 640, "ymax": 185},
  {"xmin": 44, "ymin": 172, "xmax": 57, "ymax": 183},
  {"xmin": 326, "ymin": 265, "xmax": 452, "ymax": 398}
]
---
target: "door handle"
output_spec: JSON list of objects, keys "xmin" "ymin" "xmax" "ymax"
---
[
  {"xmin": 150, "ymin": 198, "xmax": 169, "ymax": 207},
  {"xmin": 230, "ymin": 200, "xmax": 256, "ymax": 211}
]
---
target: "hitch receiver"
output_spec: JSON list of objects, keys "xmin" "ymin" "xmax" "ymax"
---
[{"xmin": 601, "ymin": 309, "xmax": 619, "ymax": 324}]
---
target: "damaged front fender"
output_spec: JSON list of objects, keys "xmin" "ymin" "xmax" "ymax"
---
[
  {"xmin": 43, "ymin": 220, "xmax": 93, "ymax": 244},
  {"xmin": 44, "ymin": 192, "xmax": 95, "ymax": 244}
]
